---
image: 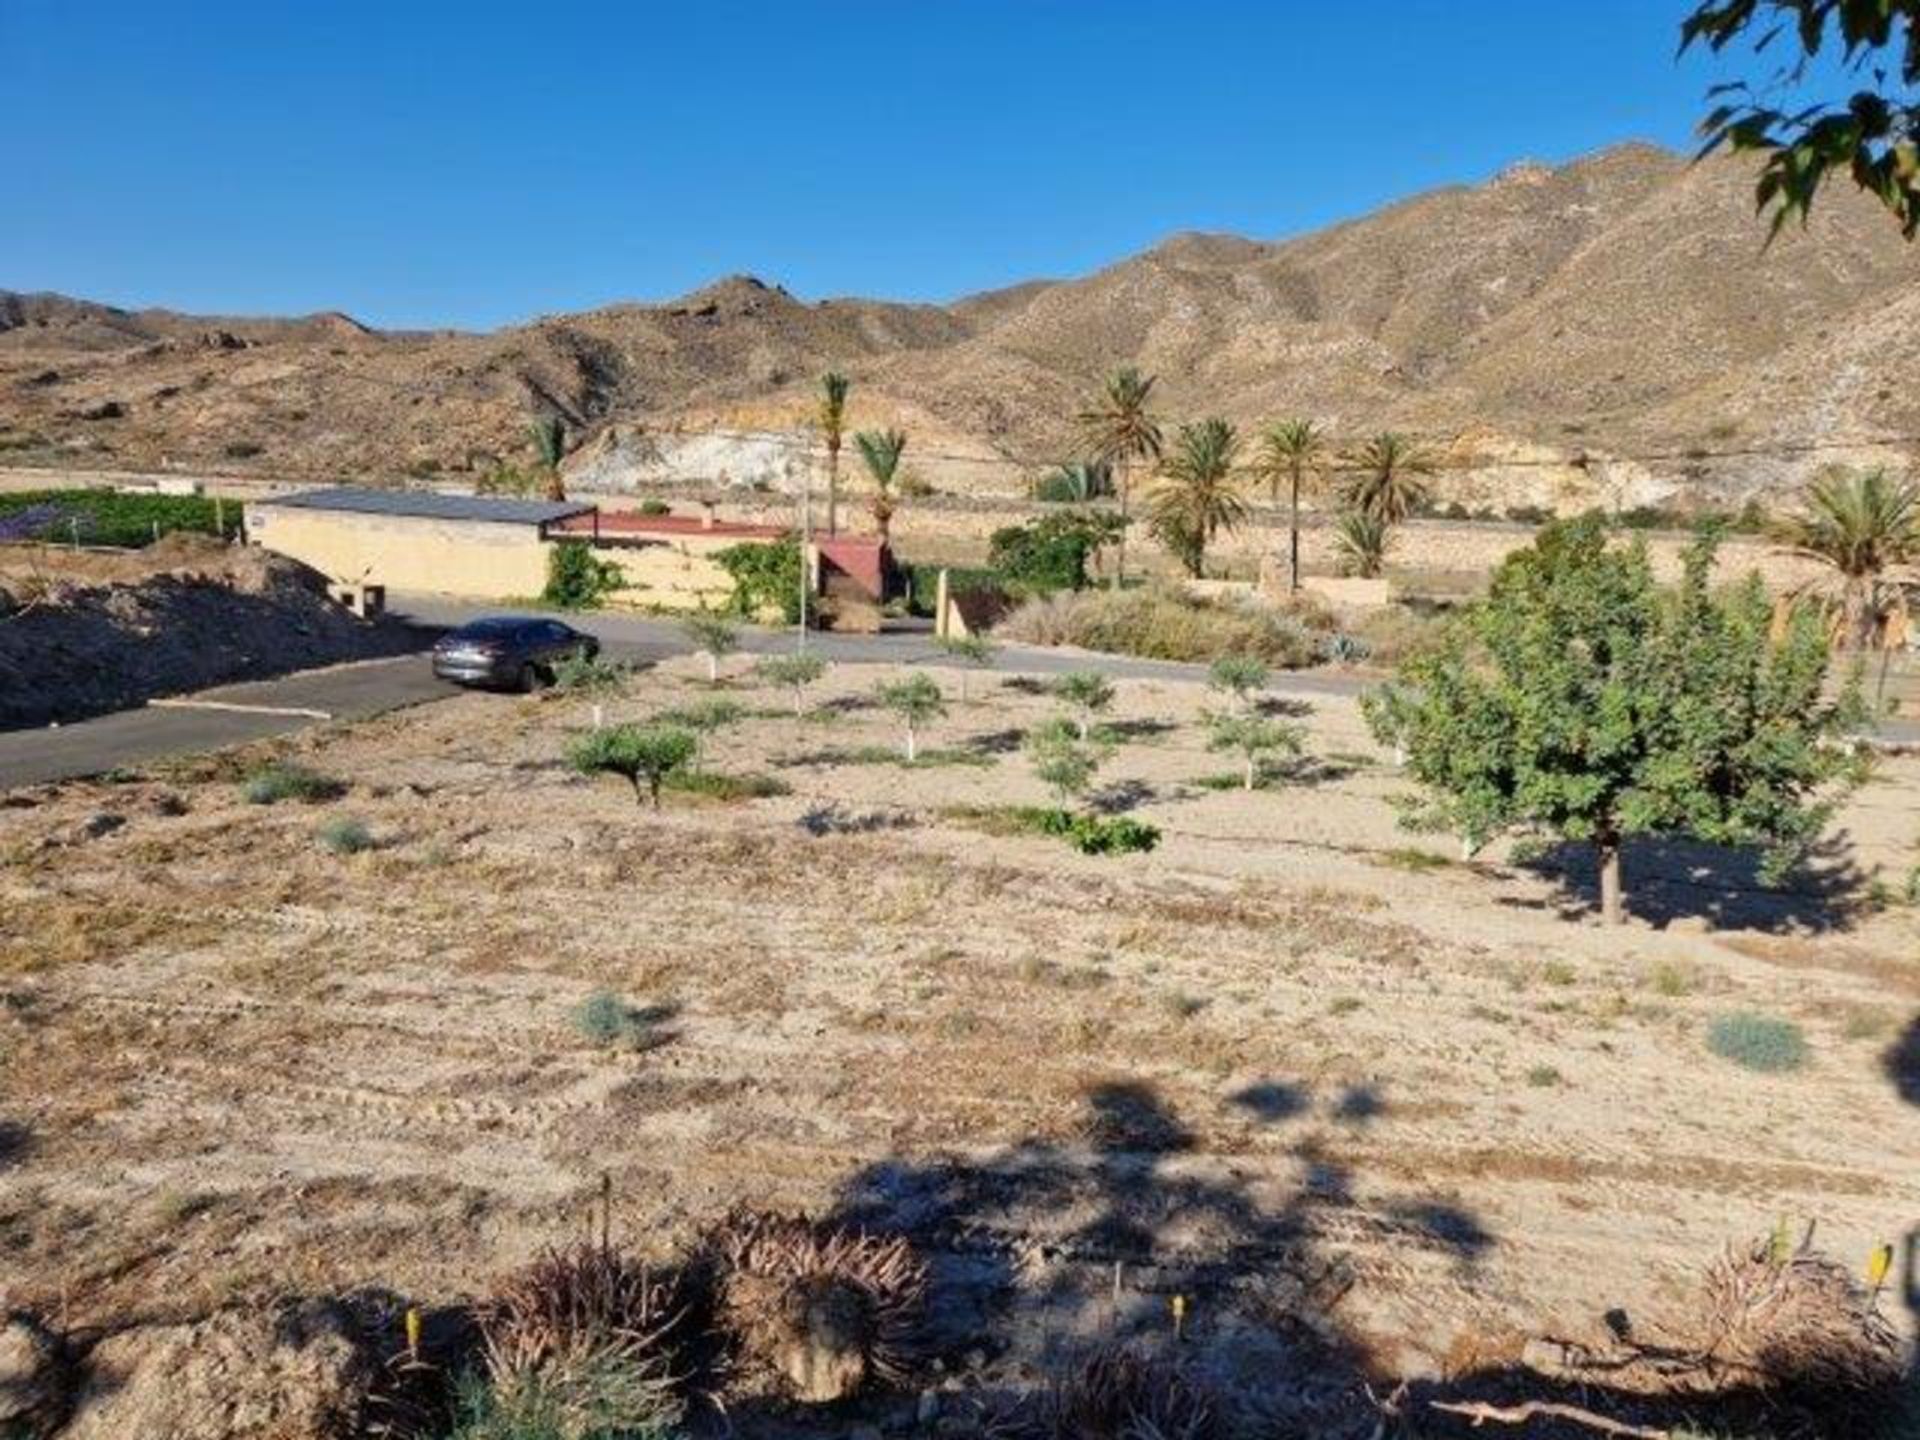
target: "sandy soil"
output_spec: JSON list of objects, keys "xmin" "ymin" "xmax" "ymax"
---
[{"xmin": 1, "ymin": 656, "xmax": 1915, "ymax": 1429}]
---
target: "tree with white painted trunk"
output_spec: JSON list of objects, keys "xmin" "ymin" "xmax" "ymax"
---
[
  {"xmin": 1364, "ymin": 518, "xmax": 1863, "ymax": 926},
  {"xmin": 682, "ymin": 612, "xmax": 740, "ymax": 684},
  {"xmin": 876, "ymin": 672, "xmax": 945, "ymax": 762}
]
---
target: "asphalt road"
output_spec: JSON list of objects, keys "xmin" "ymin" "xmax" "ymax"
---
[{"xmin": 6, "ymin": 594, "xmax": 1910, "ymax": 790}]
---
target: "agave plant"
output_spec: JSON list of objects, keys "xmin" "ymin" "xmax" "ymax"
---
[
  {"xmin": 1780, "ymin": 466, "xmax": 1920, "ymax": 649},
  {"xmin": 1344, "ymin": 432, "xmax": 1432, "ymax": 524},
  {"xmin": 1077, "ymin": 368, "xmax": 1164, "ymax": 588},
  {"xmin": 702, "ymin": 1210, "xmax": 929, "ymax": 1404},
  {"xmin": 1044, "ymin": 1346, "xmax": 1218, "ymax": 1440},
  {"xmin": 1148, "ymin": 418, "xmax": 1245, "ymax": 578},
  {"xmin": 1035, "ymin": 460, "xmax": 1115, "ymax": 503}
]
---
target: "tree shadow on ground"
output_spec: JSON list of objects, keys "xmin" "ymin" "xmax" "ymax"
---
[
  {"xmin": 1100, "ymin": 718, "xmax": 1180, "ymax": 744},
  {"xmin": 749, "ymin": 1079, "xmax": 1494, "ymax": 1437},
  {"xmin": 964, "ymin": 727, "xmax": 1028, "ymax": 757},
  {"xmin": 0, "ymin": 1119, "xmax": 29, "ymax": 1171},
  {"xmin": 1086, "ymin": 779, "xmax": 1159, "ymax": 815},
  {"xmin": 1512, "ymin": 830, "xmax": 1868, "ymax": 933},
  {"xmin": 1255, "ymin": 696, "xmax": 1314, "ymax": 720}
]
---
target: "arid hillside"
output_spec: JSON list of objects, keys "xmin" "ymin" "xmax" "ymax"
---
[{"xmin": 4, "ymin": 143, "xmax": 1917, "ymax": 507}]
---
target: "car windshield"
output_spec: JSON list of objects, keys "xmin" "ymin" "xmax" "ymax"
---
[{"xmin": 449, "ymin": 618, "xmax": 537, "ymax": 641}]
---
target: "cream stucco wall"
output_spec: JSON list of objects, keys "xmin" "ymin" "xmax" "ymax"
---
[
  {"xmin": 245, "ymin": 505, "xmax": 553, "ymax": 597},
  {"xmin": 599, "ymin": 537, "xmax": 738, "ymax": 612}
]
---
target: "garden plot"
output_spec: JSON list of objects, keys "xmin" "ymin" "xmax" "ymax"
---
[{"xmin": 0, "ymin": 653, "xmax": 1916, "ymax": 1434}]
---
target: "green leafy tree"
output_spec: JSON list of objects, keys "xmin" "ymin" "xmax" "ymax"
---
[
  {"xmin": 1050, "ymin": 669, "xmax": 1116, "ymax": 740},
  {"xmin": 1364, "ymin": 518, "xmax": 1864, "ymax": 925},
  {"xmin": 1256, "ymin": 419, "xmax": 1326, "ymax": 593},
  {"xmin": 1149, "ymin": 418, "xmax": 1246, "ymax": 579},
  {"xmin": 529, "ymin": 415, "xmax": 567, "ymax": 502},
  {"xmin": 1334, "ymin": 508, "xmax": 1391, "ymax": 578},
  {"xmin": 755, "ymin": 651, "xmax": 829, "ymax": 716},
  {"xmin": 1345, "ymin": 433, "xmax": 1433, "ymax": 524},
  {"xmin": 543, "ymin": 541, "xmax": 625, "ymax": 609},
  {"xmin": 1025, "ymin": 714, "xmax": 1106, "ymax": 810},
  {"xmin": 1205, "ymin": 711, "xmax": 1305, "ymax": 790},
  {"xmin": 854, "ymin": 428, "xmax": 907, "ymax": 547},
  {"xmin": 568, "ymin": 724, "xmax": 698, "ymax": 808},
  {"xmin": 1207, "ymin": 655, "xmax": 1271, "ymax": 711},
  {"xmin": 820, "ymin": 372, "xmax": 851, "ymax": 535},
  {"xmin": 936, "ymin": 632, "xmax": 998, "ymax": 701},
  {"xmin": 1078, "ymin": 367, "xmax": 1165, "ymax": 589},
  {"xmin": 876, "ymin": 671, "xmax": 946, "ymax": 761},
  {"xmin": 1780, "ymin": 465, "xmax": 1920, "ymax": 647},
  {"xmin": 1681, "ymin": 0, "xmax": 1920, "ymax": 239},
  {"xmin": 988, "ymin": 509, "xmax": 1127, "ymax": 594},
  {"xmin": 682, "ymin": 611, "xmax": 741, "ymax": 683},
  {"xmin": 716, "ymin": 536, "xmax": 806, "ymax": 624}
]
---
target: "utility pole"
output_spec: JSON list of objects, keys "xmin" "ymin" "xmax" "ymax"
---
[{"xmin": 797, "ymin": 433, "xmax": 813, "ymax": 652}]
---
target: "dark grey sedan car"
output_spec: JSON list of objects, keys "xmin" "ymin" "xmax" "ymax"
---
[{"xmin": 431, "ymin": 616, "xmax": 599, "ymax": 691}]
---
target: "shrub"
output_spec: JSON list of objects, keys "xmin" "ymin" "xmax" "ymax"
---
[
  {"xmin": 654, "ymin": 697, "xmax": 744, "ymax": 734},
  {"xmin": 542, "ymin": 541, "xmax": 624, "ymax": 609},
  {"xmin": 1044, "ymin": 1346, "xmax": 1216, "ymax": 1440},
  {"xmin": 1707, "ymin": 1012, "xmax": 1809, "ymax": 1073},
  {"xmin": 1026, "ymin": 715, "xmax": 1105, "ymax": 807},
  {"xmin": 987, "ymin": 510, "xmax": 1124, "ymax": 595},
  {"xmin": 550, "ymin": 651, "xmax": 631, "ymax": 696},
  {"xmin": 573, "ymin": 990, "xmax": 663, "ymax": 1048},
  {"xmin": 242, "ymin": 761, "xmax": 344, "ymax": 805},
  {"xmin": 567, "ymin": 724, "xmax": 698, "ymax": 807},
  {"xmin": 664, "ymin": 770, "xmax": 791, "ymax": 802},
  {"xmin": 715, "ymin": 536, "xmax": 804, "ymax": 624},
  {"xmin": 637, "ymin": 498, "xmax": 672, "ymax": 516},
  {"xmin": 316, "ymin": 817, "xmax": 374, "ymax": 855},
  {"xmin": 1000, "ymin": 585, "xmax": 1325, "ymax": 667},
  {"xmin": 951, "ymin": 805, "xmax": 1160, "ymax": 856}
]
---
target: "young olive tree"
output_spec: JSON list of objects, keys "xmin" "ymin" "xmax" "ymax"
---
[
  {"xmin": 755, "ymin": 651, "xmax": 829, "ymax": 717},
  {"xmin": 1205, "ymin": 711, "xmax": 1304, "ymax": 791},
  {"xmin": 876, "ymin": 672, "xmax": 945, "ymax": 762},
  {"xmin": 1025, "ymin": 715, "xmax": 1106, "ymax": 812},
  {"xmin": 936, "ymin": 632, "xmax": 998, "ymax": 702},
  {"xmin": 567, "ymin": 724, "xmax": 698, "ymax": 808},
  {"xmin": 682, "ymin": 611, "xmax": 741, "ymax": 684},
  {"xmin": 1050, "ymin": 669, "xmax": 1115, "ymax": 740},
  {"xmin": 1364, "ymin": 518, "xmax": 1864, "ymax": 925},
  {"xmin": 1207, "ymin": 655, "xmax": 1271, "ymax": 713}
]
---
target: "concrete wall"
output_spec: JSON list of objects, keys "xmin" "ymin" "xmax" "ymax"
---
[
  {"xmin": 244, "ymin": 504, "xmax": 552, "ymax": 597},
  {"xmin": 598, "ymin": 536, "xmax": 738, "ymax": 612}
]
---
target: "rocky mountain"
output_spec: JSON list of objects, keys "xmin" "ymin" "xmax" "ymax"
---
[{"xmin": 4, "ymin": 143, "xmax": 1916, "ymax": 509}]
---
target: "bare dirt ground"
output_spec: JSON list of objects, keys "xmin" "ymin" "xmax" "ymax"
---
[{"xmin": 1, "ymin": 657, "xmax": 1916, "ymax": 1433}]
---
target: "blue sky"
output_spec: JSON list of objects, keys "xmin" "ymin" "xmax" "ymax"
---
[{"xmin": 5, "ymin": 1, "xmax": 1756, "ymax": 329}]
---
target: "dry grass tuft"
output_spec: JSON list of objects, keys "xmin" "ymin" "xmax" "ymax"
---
[
  {"xmin": 704, "ymin": 1209, "xmax": 929, "ymax": 1404},
  {"xmin": 1677, "ymin": 1237, "xmax": 1904, "ymax": 1411},
  {"xmin": 476, "ymin": 1241, "xmax": 685, "ymax": 1435},
  {"xmin": 1041, "ymin": 1345, "xmax": 1218, "ymax": 1440}
]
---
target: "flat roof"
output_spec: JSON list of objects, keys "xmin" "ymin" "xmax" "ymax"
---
[
  {"xmin": 548, "ymin": 510, "xmax": 789, "ymax": 542},
  {"xmin": 262, "ymin": 486, "xmax": 592, "ymax": 526}
]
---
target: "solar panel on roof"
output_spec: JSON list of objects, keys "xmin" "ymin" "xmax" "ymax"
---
[{"xmin": 263, "ymin": 487, "xmax": 591, "ymax": 526}]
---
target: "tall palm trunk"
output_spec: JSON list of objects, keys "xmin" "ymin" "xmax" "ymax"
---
[
  {"xmin": 826, "ymin": 438, "xmax": 841, "ymax": 537},
  {"xmin": 1111, "ymin": 459, "xmax": 1129, "ymax": 591},
  {"xmin": 1289, "ymin": 463, "xmax": 1302, "ymax": 592}
]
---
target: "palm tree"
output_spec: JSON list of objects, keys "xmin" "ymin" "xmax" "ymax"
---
[
  {"xmin": 854, "ymin": 428, "xmax": 908, "ymax": 547},
  {"xmin": 1782, "ymin": 466, "xmax": 1920, "ymax": 648},
  {"xmin": 1333, "ymin": 508, "xmax": 1390, "ymax": 579},
  {"xmin": 1345, "ymin": 432, "xmax": 1433, "ymax": 524},
  {"xmin": 819, "ymin": 373, "xmax": 851, "ymax": 535},
  {"xmin": 1148, "ymin": 418, "xmax": 1245, "ymax": 578},
  {"xmin": 529, "ymin": 416, "xmax": 566, "ymax": 502},
  {"xmin": 1078, "ymin": 368, "xmax": 1164, "ymax": 589},
  {"xmin": 1256, "ymin": 418, "xmax": 1325, "ymax": 592}
]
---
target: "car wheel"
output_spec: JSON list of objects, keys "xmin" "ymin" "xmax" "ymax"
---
[{"xmin": 517, "ymin": 663, "xmax": 540, "ymax": 693}]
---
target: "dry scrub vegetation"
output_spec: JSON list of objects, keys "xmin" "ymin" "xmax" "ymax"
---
[{"xmin": 1, "ymin": 654, "xmax": 1916, "ymax": 1436}]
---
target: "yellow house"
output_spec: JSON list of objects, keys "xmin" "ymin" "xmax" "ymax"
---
[{"xmin": 245, "ymin": 488, "xmax": 590, "ymax": 597}]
